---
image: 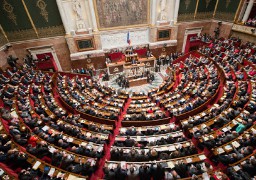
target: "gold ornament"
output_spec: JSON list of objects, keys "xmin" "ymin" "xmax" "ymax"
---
[
  {"xmin": 37, "ymin": 0, "xmax": 48, "ymax": 22},
  {"xmin": 184, "ymin": 0, "xmax": 191, "ymax": 10},
  {"xmin": 205, "ymin": 0, "xmax": 211, "ymax": 8},
  {"xmin": 3, "ymin": 0, "xmax": 17, "ymax": 25}
]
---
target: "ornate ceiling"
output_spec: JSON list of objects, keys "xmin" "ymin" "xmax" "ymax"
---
[
  {"xmin": 0, "ymin": 0, "xmax": 65, "ymax": 43},
  {"xmin": 0, "ymin": 0, "xmax": 242, "ymax": 46}
]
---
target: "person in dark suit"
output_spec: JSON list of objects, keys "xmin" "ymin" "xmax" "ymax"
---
[
  {"xmin": 150, "ymin": 163, "xmax": 165, "ymax": 180},
  {"xmin": 18, "ymin": 168, "xmax": 35, "ymax": 180},
  {"xmin": 51, "ymin": 150, "xmax": 63, "ymax": 166},
  {"xmin": 127, "ymin": 165, "xmax": 139, "ymax": 180},
  {"xmin": 104, "ymin": 167, "xmax": 116, "ymax": 180},
  {"xmin": 125, "ymin": 136, "xmax": 135, "ymax": 147},
  {"xmin": 174, "ymin": 161, "xmax": 187, "ymax": 178},
  {"xmin": 137, "ymin": 149, "xmax": 149, "ymax": 161},
  {"xmin": 241, "ymin": 158, "xmax": 256, "ymax": 177},
  {"xmin": 131, "ymin": 58, "xmax": 137, "ymax": 64},
  {"xmin": 139, "ymin": 164, "xmax": 151, "ymax": 180},
  {"xmin": 7, "ymin": 55, "xmax": 18, "ymax": 67},
  {"xmin": 115, "ymin": 164, "xmax": 127, "ymax": 180}
]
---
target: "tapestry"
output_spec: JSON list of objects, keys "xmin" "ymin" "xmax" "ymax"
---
[{"xmin": 94, "ymin": 0, "xmax": 149, "ymax": 29}]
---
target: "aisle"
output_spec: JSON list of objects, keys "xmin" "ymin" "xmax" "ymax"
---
[{"xmin": 92, "ymin": 99, "xmax": 132, "ymax": 180}]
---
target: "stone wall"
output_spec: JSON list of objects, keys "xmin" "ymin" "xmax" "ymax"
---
[
  {"xmin": 231, "ymin": 31, "xmax": 256, "ymax": 44},
  {"xmin": 209, "ymin": 20, "xmax": 233, "ymax": 39},
  {"xmin": 10, "ymin": 36, "xmax": 71, "ymax": 71},
  {"xmin": 176, "ymin": 20, "xmax": 233, "ymax": 52},
  {"xmin": 0, "ymin": 47, "xmax": 17, "ymax": 69},
  {"xmin": 176, "ymin": 20, "xmax": 212, "ymax": 52}
]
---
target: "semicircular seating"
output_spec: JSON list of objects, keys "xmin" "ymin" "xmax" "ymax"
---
[{"xmin": 0, "ymin": 36, "xmax": 255, "ymax": 180}]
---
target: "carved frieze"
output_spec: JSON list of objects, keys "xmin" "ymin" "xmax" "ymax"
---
[
  {"xmin": 6, "ymin": 29, "xmax": 37, "ymax": 42},
  {"xmin": 37, "ymin": 25, "xmax": 65, "ymax": 38},
  {"xmin": 100, "ymin": 29, "xmax": 149, "ymax": 49}
]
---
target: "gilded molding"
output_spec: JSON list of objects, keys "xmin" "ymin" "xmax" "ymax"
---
[
  {"xmin": 3, "ymin": 0, "xmax": 17, "ymax": 25},
  {"xmin": 215, "ymin": 12, "xmax": 235, "ymax": 22},
  {"xmin": 196, "ymin": 12, "xmax": 213, "ymax": 20},
  {"xmin": 36, "ymin": 0, "xmax": 49, "ymax": 22},
  {"xmin": 178, "ymin": 13, "xmax": 195, "ymax": 22},
  {"xmin": 232, "ymin": 24, "xmax": 256, "ymax": 37},
  {"xmin": 37, "ymin": 25, "xmax": 65, "ymax": 38},
  {"xmin": 21, "ymin": 0, "xmax": 39, "ymax": 38},
  {"xmin": 6, "ymin": 29, "xmax": 37, "ymax": 42},
  {"xmin": 0, "ymin": 25, "xmax": 9, "ymax": 42},
  {"xmin": 213, "ymin": 0, "xmax": 219, "ymax": 18},
  {"xmin": 194, "ymin": 0, "xmax": 199, "ymax": 19},
  {"xmin": 234, "ymin": 0, "xmax": 244, "ymax": 22},
  {"xmin": 0, "ymin": 33, "xmax": 8, "ymax": 46}
]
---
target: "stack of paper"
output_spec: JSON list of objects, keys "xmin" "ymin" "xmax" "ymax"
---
[
  {"xmin": 232, "ymin": 141, "xmax": 240, "ymax": 148},
  {"xmin": 233, "ymin": 166, "xmax": 241, "ymax": 171},
  {"xmin": 32, "ymin": 161, "xmax": 41, "ymax": 170},
  {"xmin": 224, "ymin": 145, "xmax": 233, "ymax": 151},
  {"xmin": 167, "ymin": 161, "xmax": 175, "ymax": 168},
  {"xmin": 57, "ymin": 172, "xmax": 65, "ymax": 179},
  {"xmin": 217, "ymin": 148, "xmax": 225, "ymax": 154},
  {"xmin": 42, "ymin": 126, "xmax": 49, "ymax": 132},
  {"xmin": 48, "ymin": 167, "xmax": 55, "ymax": 177},
  {"xmin": 199, "ymin": 154, "xmax": 207, "ymax": 160},
  {"xmin": 186, "ymin": 158, "xmax": 193, "ymax": 163}
]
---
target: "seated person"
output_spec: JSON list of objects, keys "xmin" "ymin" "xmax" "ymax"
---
[{"xmin": 131, "ymin": 58, "xmax": 137, "ymax": 64}]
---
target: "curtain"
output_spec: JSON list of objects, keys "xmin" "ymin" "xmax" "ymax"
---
[{"xmin": 35, "ymin": 53, "xmax": 57, "ymax": 71}]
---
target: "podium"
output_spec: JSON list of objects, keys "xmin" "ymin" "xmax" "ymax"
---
[
  {"xmin": 125, "ymin": 53, "xmax": 138, "ymax": 63},
  {"xmin": 106, "ymin": 52, "xmax": 156, "ymax": 76}
]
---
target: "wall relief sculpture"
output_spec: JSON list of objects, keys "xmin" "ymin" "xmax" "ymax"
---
[{"xmin": 72, "ymin": 0, "xmax": 87, "ymax": 31}]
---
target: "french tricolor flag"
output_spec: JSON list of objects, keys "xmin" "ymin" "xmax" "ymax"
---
[{"xmin": 127, "ymin": 31, "xmax": 131, "ymax": 45}]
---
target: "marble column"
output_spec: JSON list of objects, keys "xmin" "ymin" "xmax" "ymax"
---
[
  {"xmin": 56, "ymin": 0, "xmax": 70, "ymax": 34},
  {"xmin": 242, "ymin": 0, "xmax": 254, "ymax": 23},
  {"xmin": 169, "ymin": 0, "xmax": 176, "ymax": 26},
  {"xmin": 88, "ymin": 0, "xmax": 98, "ymax": 31},
  {"xmin": 238, "ymin": 1, "xmax": 248, "ymax": 22},
  {"xmin": 174, "ymin": 0, "xmax": 180, "ymax": 24},
  {"xmin": 151, "ymin": 0, "xmax": 157, "ymax": 25}
]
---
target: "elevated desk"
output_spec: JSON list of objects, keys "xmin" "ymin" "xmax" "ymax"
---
[
  {"xmin": 106, "ymin": 56, "xmax": 156, "ymax": 75},
  {"xmin": 106, "ymin": 61, "xmax": 125, "ymax": 75},
  {"xmin": 138, "ymin": 56, "xmax": 156, "ymax": 68},
  {"xmin": 129, "ymin": 77, "xmax": 148, "ymax": 87}
]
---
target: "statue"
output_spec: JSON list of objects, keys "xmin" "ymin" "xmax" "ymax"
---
[
  {"xmin": 159, "ymin": 0, "xmax": 167, "ymax": 21},
  {"xmin": 72, "ymin": 0, "xmax": 87, "ymax": 31},
  {"xmin": 72, "ymin": 0, "xmax": 83, "ymax": 20},
  {"xmin": 160, "ymin": 0, "xmax": 166, "ymax": 11}
]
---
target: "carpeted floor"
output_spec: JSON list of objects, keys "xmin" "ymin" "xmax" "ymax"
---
[
  {"xmin": 100, "ymin": 68, "xmax": 170, "ymax": 95},
  {"xmin": 92, "ymin": 98, "xmax": 132, "ymax": 180}
]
